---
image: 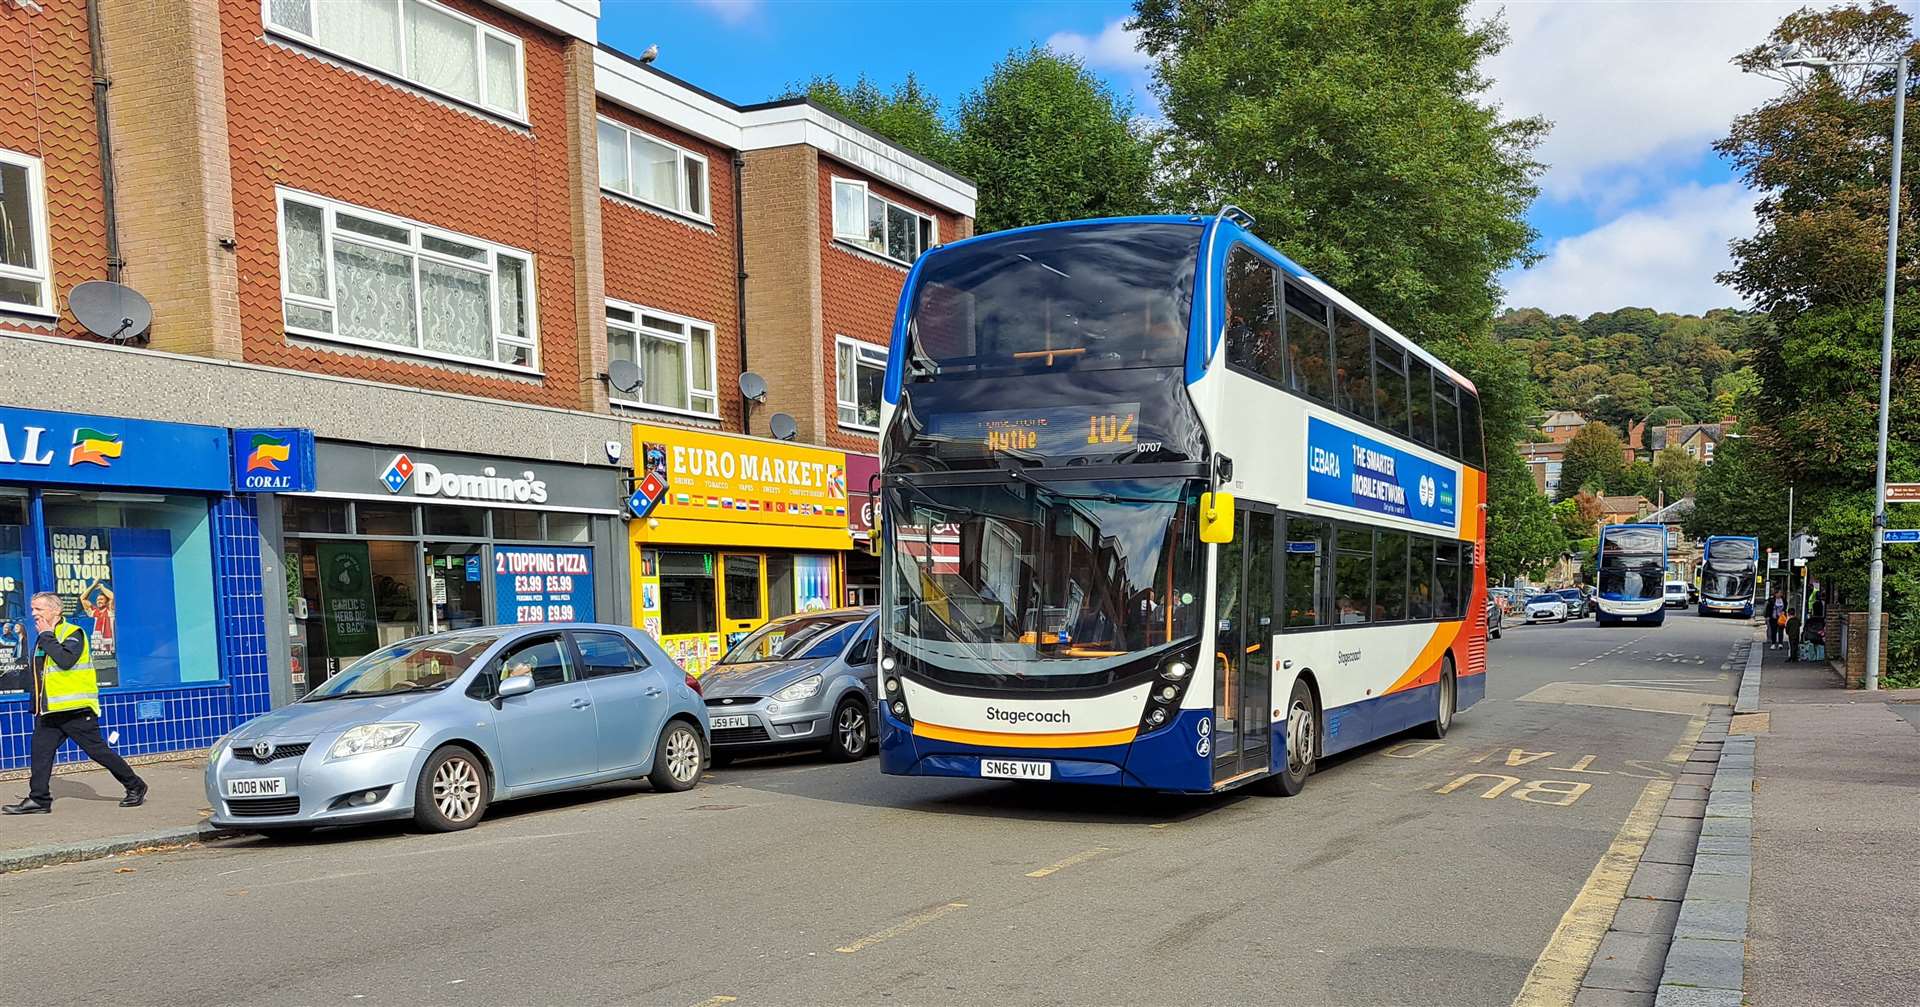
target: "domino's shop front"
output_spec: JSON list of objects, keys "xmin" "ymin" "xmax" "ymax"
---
[
  {"xmin": 280, "ymin": 441, "xmax": 626, "ymax": 696},
  {"xmin": 0, "ymin": 406, "xmax": 310, "ymax": 772}
]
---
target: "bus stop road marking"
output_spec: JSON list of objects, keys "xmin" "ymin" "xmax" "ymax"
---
[
  {"xmin": 1667, "ymin": 713, "xmax": 1708, "ymax": 763},
  {"xmin": 1025, "ymin": 847, "xmax": 1111, "ymax": 878},
  {"xmin": 834, "ymin": 901, "xmax": 970, "ymax": 954},
  {"xmin": 1509, "ymin": 778, "xmax": 1673, "ymax": 1007},
  {"xmin": 1513, "ymin": 681, "xmax": 1721, "ymax": 717},
  {"xmin": 689, "ymin": 998, "xmax": 738, "ymax": 1007}
]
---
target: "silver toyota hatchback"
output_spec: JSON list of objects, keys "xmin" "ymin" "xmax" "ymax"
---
[{"xmin": 698, "ymin": 608, "xmax": 879, "ymax": 765}]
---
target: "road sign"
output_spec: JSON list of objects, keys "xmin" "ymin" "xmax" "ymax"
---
[
  {"xmin": 1889, "ymin": 483, "xmax": 1920, "ymax": 503},
  {"xmin": 1767, "ymin": 551, "xmax": 1780, "ymax": 570},
  {"xmin": 1885, "ymin": 529, "xmax": 1920, "ymax": 544}
]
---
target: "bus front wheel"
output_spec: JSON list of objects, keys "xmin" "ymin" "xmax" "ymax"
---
[{"xmin": 1260, "ymin": 677, "xmax": 1318, "ymax": 797}]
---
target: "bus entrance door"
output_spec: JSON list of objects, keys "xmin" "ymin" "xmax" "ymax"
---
[{"xmin": 1213, "ymin": 508, "xmax": 1275, "ymax": 786}]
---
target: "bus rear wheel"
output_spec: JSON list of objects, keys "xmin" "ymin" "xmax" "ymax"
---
[
  {"xmin": 1420, "ymin": 663, "xmax": 1456, "ymax": 740},
  {"xmin": 1259, "ymin": 677, "xmax": 1317, "ymax": 797}
]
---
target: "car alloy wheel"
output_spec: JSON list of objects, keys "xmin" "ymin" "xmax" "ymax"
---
[
  {"xmin": 433, "ymin": 754, "xmax": 482, "ymax": 823},
  {"xmin": 837, "ymin": 703, "xmax": 868, "ymax": 757},
  {"xmin": 664, "ymin": 727, "xmax": 701, "ymax": 785}
]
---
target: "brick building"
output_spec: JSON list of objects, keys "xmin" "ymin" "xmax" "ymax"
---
[{"xmin": 0, "ymin": 0, "xmax": 974, "ymax": 766}]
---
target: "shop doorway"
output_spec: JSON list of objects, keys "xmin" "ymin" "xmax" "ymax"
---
[
  {"xmin": 720, "ymin": 553, "xmax": 766, "ymax": 646},
  {"xmin": 424, "ymin": 544, "xmax": 485, "ymax": 634}
]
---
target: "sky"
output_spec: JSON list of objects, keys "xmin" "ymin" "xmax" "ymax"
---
[{"xmin": 599, "ymin": 1, "xmax": 1846, "ymax": 318}]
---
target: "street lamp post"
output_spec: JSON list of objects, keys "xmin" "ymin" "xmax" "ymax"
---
[{"xmin": 1784, "ymin": 53, "xmax": 1906, "ymax": 690}]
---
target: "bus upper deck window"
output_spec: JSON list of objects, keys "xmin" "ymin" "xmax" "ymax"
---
[
  {"xmin": 1334, "ymin": 311, "xmax": 1372, "ymax": 419},
  {"xmin": 1283, "ymin": 282, "xmax": 1333, "ymax": 403}
]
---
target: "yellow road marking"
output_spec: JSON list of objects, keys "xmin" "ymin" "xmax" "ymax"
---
[
  {"xmin": 834, "ymin": 901, "xmax": 969, "ymax": 954},
  {"xmin": 1510, "ymin": 777, "xmax": 1673, "ymax": 1007},
  {"xmin": 1025, "ymin": 847, "xmax": 1110, "ymax": 878},
  {"xmin": 690, "ymin": 998, "xmax": 738, "ymax": 1007},
  {"xmin": 1667, "ymin": 713, "xmax": 1708, "ymax": 764}
]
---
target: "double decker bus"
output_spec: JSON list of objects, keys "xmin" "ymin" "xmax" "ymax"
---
[
  {"xmin": 1697, "ymin": 535, "xmax": 1759, "ymax": 618},
  {"xmin": 1594, "ymin": 523, "xmax": 1669, "ymax": 625},
  {"xmin": 875, "ymin": 211, "xmax": 1490, "ymax": 796}
]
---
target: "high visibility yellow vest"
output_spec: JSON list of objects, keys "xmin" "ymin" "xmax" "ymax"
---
[{"xmin": 36, "ymin": 622, "xmax": 100, "ymax": 716}]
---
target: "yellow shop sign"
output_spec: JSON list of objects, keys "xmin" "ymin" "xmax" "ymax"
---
[{"xmin": 632, "ymin": 424, "xmax": 852, "ymax": 546}]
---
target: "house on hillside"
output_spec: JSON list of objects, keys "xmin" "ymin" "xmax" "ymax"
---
[
  {"xmin": 1598, "ymin": 494, "xmax": 1653, "ymax": 527},
  {"xmin": 1647, "ymin": 419, "xmax": 1735, "ymax": 463},
  {"xmin": 1541, "ymin": 410, "xmax": 1589, "ymax": 444}
]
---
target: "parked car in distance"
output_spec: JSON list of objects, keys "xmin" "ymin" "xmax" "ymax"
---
[
  {"xmin": 1664, "ymin": 579, "xmax": 1691, "ymax": 609},
  {"xmin": 1486, "ymin": 599, "xmax": 1504, "ymax": 639},
  {"xmin": 698, "ymin": 608, "xmax": 880, "ymax": 765},
  {"xmin": 1526, "ymin": 594, "xmax": 1571, "ymax": 624},
  {"xmin": 1556, "ymin": 587, "xmax": 1588, "ymax": 618},
  {"xmin": 205, "ymin": 624, "xmax": 708, "ymax": 834},
  {"xmin": 1490, "ymin": 587, "xmax": 1517, "ymax": 614}
]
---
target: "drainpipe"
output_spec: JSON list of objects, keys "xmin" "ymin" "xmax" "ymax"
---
[
  {"xmin": 732, "ymin": 155, "xmax": 750, "ymax": 434},
  {"xmin": 86, "ymin": 0, "xmax": 123, "ymax": 282}
]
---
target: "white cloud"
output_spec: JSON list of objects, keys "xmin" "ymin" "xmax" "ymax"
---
[
  {"xmin": 1047, "ymin": 18, "xmax": 1149, "ymax": 77},
  {"xmin": 691, "ymin": 0, "xmax": 760, "ymax": 26},
  {"xmin": 1500, "ymin": 182, "xmax": 1759, "ymax": 315},
  {"xmin": 1475, "ymin": 1, "xmax": 1792, "ymax": 201}
]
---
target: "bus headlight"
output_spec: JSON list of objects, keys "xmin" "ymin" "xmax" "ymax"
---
[
  {"xmin": 1163, "ymin": 661, "xmax": 1189, "ymax": 681},
  {"xmin": 1140, "ymin": 646, "xmax": 1202, "ymax": 735}
]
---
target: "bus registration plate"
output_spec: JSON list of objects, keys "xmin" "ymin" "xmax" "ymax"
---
[{"xmin": 981, "ymin": 759, "xmax": 1052, "ymax": 781}]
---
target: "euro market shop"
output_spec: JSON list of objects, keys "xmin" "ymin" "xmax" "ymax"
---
[
  {"xmin": 0, "ymin": 405, "xmax": 307, "ymax": 772},
  {"xmin": 629, "ymin": 423, "xmax": 853, "ymax": 674},
  {"xmin": 279, "ymin": 440, "xmax": 628, "ymax": 693}
]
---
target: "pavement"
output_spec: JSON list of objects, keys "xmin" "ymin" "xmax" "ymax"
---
[
  {"xmin": 0, "ymin": 759, "xmax": 223, "ymax": 872},
  {"xmin": 0, "ymin": 612, "xmax": 1757, "ymax": 1005},
  {"xmin": 1746, "ymin": 648, "xmax": 1920, "ymax": 1006}
]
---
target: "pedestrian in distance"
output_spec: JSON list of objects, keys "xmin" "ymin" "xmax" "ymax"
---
[
  {"xmin": 2, "ymin": 592, "xmax": 148, "ymax": 815},
  {"xmin": 1786, "ymin": 608, "xmax": 1802, "ymax": 663},
  {"xmin": 1767, "ymin": 590, "xmax": 1787, "ymax": 649}
]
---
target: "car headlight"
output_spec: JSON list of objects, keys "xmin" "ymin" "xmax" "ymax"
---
[
  {"xmin": 328, "ymin": 723, "xmax": 419, "ymax": 760},
  {"xmin": 772, "ymin": 675, "xmax": 823, "ymax": 703}
]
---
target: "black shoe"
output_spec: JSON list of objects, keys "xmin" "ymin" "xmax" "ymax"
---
[
  {"xmin": 2, "ymin": 798, "xmax": 51, "ymax": 815},
  {"xmin": 120, "ymin": 784, "xmax": 149, "ymax": 808}
]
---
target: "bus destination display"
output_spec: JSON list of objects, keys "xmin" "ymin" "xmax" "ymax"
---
[{"xmin": 926, "ymin": 403, "xmax": 1148, "ymax": 457}]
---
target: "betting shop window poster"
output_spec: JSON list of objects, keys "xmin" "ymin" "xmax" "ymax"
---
[
  {"xmin": 0, "ymin": 525, "xmax": 26, "ymax": 696},
  {"xmin": 50, "ymin": 528, "xmax": 121, "ymax": 690}
]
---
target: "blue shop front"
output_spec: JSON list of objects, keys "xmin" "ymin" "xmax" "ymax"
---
[{"xmin": 0, "ymin": 405, "xmax": 312, "ymax": 771}]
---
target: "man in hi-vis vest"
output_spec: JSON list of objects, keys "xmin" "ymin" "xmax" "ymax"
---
[{"xmin": 3, "ymin": 592, "xmax": 147, "ymax": 815}]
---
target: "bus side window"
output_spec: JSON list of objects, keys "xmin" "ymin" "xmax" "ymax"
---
[
  {"xmin": 1284, "ymin": 282, "xmax": 1333, "ymax": 403},
  {"xmin": 1282, "ymin": 516, "xmax": 1331, "ymax": 628},
  {"xmin": 1335, "ymin": 528, "xmax": 1373, "ymax": 625},
  {"xmin": 1409, "ymin": 357, "xmax": 1435, "ymax": 447},
  {"xmin": 1434, "ymin": 378, "xmax": 1462, "ymax": 460},
  {"xmin": 1335, "ymin": 310, "xmax": 1373, "ymax": 419},
  {"xmin": 1409, "ymin": 537, "xmax": 1435, "ymax": 620},
  {"xmin": 1224, "ymin": 247, "xmax": 1282, "ymax": 383},
  {"xmin": 1435, "ymin": 540, "xmax": 1463, "ymax": 619},
  {"xmin": 1375, "ymin": 531, "xmax": 1409, "ymax": 622},
  {"xmin": 1372, "ymin": 336, "xmax": 1410, "ymax": 438}
]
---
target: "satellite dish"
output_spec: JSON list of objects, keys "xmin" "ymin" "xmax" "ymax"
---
[
  {"xmin": 739, "ymin": 371, "xmax": 769, "ymax": 403},
  {"xmin": 607, "ymin": 359, "xmax": 642, "ymax": 395},
  {"xmin": 769, "ymin": 412, "xmax": 799, "ymax": 441},
  {"xmin": 68, "ymin": 280, "xmax": 152, "ymax": 342}
]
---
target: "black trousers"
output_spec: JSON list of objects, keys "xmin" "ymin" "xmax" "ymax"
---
[{"xmin": 28, "ymin": 709, "xmax": 144, "ymax": 804}]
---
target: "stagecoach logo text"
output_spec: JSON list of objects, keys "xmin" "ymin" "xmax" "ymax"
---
[
  {"xmin": 1337, "ymin": 649, "xmax": 1362, "ymax": 666},
  {"xmin": 985, "ymin": 707, "xmax": 1072, "ymax": 726}
]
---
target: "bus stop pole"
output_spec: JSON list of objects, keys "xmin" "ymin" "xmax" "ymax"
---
[{"xmin": 1866, "ymin": 55, "xmax": 1906, "ymax": 693}]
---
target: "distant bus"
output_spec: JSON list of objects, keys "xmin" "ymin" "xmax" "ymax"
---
[
  {"xmin": 1595, "ymin": 523, "xmax": 1668, "ymax": 626},
  {"xmin": 876, "ymin": 211, "xmax": 1489, "ymax": 796},
  {"xmin": 1697, "ymin": 535, "xmax": 1759, "ymax": 619}
]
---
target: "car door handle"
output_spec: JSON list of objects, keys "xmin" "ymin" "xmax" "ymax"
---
[
  {"xmin": 643, "ymin": 687, "xmax": 664, "ymax": 697},
  {"xmin": 570, "ymin": 698, "xmax": 593, "ymax": 709}
]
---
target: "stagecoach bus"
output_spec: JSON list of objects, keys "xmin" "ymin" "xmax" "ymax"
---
[
  {"xmin": 1594, "ymin": 523, "xmax": 1669, "ymax": 626},
  {"xmin": 1698, "ymin": 535, "xmax": 1760, "ymax": 619},
  {"xmin": 875, "ymin": 210, "xmax": 1490, "ymax": 796}
]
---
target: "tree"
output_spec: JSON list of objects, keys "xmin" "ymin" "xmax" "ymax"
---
[
  {"xmin": 1685, "ymin": 434, "xmax": 1791, "ymax": 559},
  {"xmin": 1484, "ymin": 447, "xmax": 1567, "ymax": 584},
  {"xmin": 1558, "ymin": 422, "xmax": 1627, "ymax": 500},
  {"xmin": 1553, "ymin": 492, "xmax": 1604, "ymax": 539},
  {"xmin": 1131, "ymin": 0, "xmax": 1544, "ymax": 344},
  {"xmin": 783, "ymin": 73, "xmax": 956, "ymax": 164},
  {"xmin": 1644, "ymin": 405, "xmax": 1693, "ymax": 427},
  {"xmin": 1652, "ymin": 446, "xmax": 1705, "ymax": 501},
  {"xmin": 952, "ymin": 47, "xmax": 1153, "ymax": 234},
  {"xmin": 1614, "ymin": 459, "xmax": 1657, "ymax": 500}
]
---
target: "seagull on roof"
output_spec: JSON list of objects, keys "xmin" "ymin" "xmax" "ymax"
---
[{"xmin": 640, "ymin": 44, "xmax": 659, "ymax": 64}]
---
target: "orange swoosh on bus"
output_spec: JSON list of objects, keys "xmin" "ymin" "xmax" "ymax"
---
[
  {"xmin": 912, "ymin": 721, "xmax": 1139, "ymax": 749},
  {"xmin": 1383, "ymin": 622, "xmax": 1462, "ymax": 696}
]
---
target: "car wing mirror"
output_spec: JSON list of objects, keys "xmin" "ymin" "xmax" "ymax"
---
[{"xmin": 497, "ymin": 674, "xmax": 535, "ymax": 700}]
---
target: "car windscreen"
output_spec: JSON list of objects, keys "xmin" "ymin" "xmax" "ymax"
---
[
  {"xmin": 719, "ymin": 612, "xmax": 867, "ymax": 665},
  {"xmin": 305, "ymin": 631, "xmax": 508, "ymax": 699}
]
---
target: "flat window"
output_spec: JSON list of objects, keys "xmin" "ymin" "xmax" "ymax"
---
[
  {"xmin": 1460, "ymin": 389, "xmax": 1485, "ymax": 469},
  {"xmin": 1335, "ymin": 527, "xmax": 1372, "ymax": 625},
  {"xmin": 1283, "ymin": 282, "xmax": 1332, "ymax": 402},
  {"xmin": 1224, "ymin": 247, "xmax": 1282, "ymax": 383},
  {"xmin": 835, "ymin": 336, "xmax": 887, "ymax": 430},
  {"xmin": 277, "ymin": 189, "xmax": 537, "ymax": 370},
  {"xmin": 1334, "ymin": 310, "xmax": 1372, "ymax": 419},
  {"xmin": 1409, "ymin": 356, "xmax": 1435, "ymax": 447},
  {"xmin": 0, "ymin": 149, "xmax": 52, "ymax": 315},
  {"xmin": 659, "ymin": 551, "xmax": 715, "ymax": 636},
  {"xmin": 1434, "ymin": 379, "xmax": 1462, "ymax": 460},
  {"xmin": 831, "ymin": 178, "xmax": 934, "ymax": 264},
  {"xmin": 1375, "ymin": 530, "xmax": 1408, "ymax": 621},
  {"xmin": 1372, "ymin": 337, "xmax": 1410, "ymax": 437},
  {"xmin": 607, "ymin": 303, "xmax": 717, "ymax": 418},
  {"xmin": 496, "ymin": 635, "xmax": 572, "ymax": 690},
  {"xmin": 1283, "ymin": 516, "xmax": 1330, "ymax": 629},
  {"xmin": 265, "ymin": 0, "xmax": 524, "ymax": 118},
  {"xmin": 1408, "ymin": 537, "xmax": 1435, "ymax": 620},
  {"xmin": 596, "ymin": 117, "xmax": 709, "ymax": 220},
  {"xmin": 573, "ymin": 631, "xmax": 646, "ymax": 678}
]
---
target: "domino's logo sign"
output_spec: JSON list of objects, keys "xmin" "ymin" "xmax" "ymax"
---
[
  {"xmin": 381, "ymin": 453, "xmax": 415, "ymax": 493},
  {"xmin": 1418, "ymin": 475, "xmax": 1437, "ymax": 509}
]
